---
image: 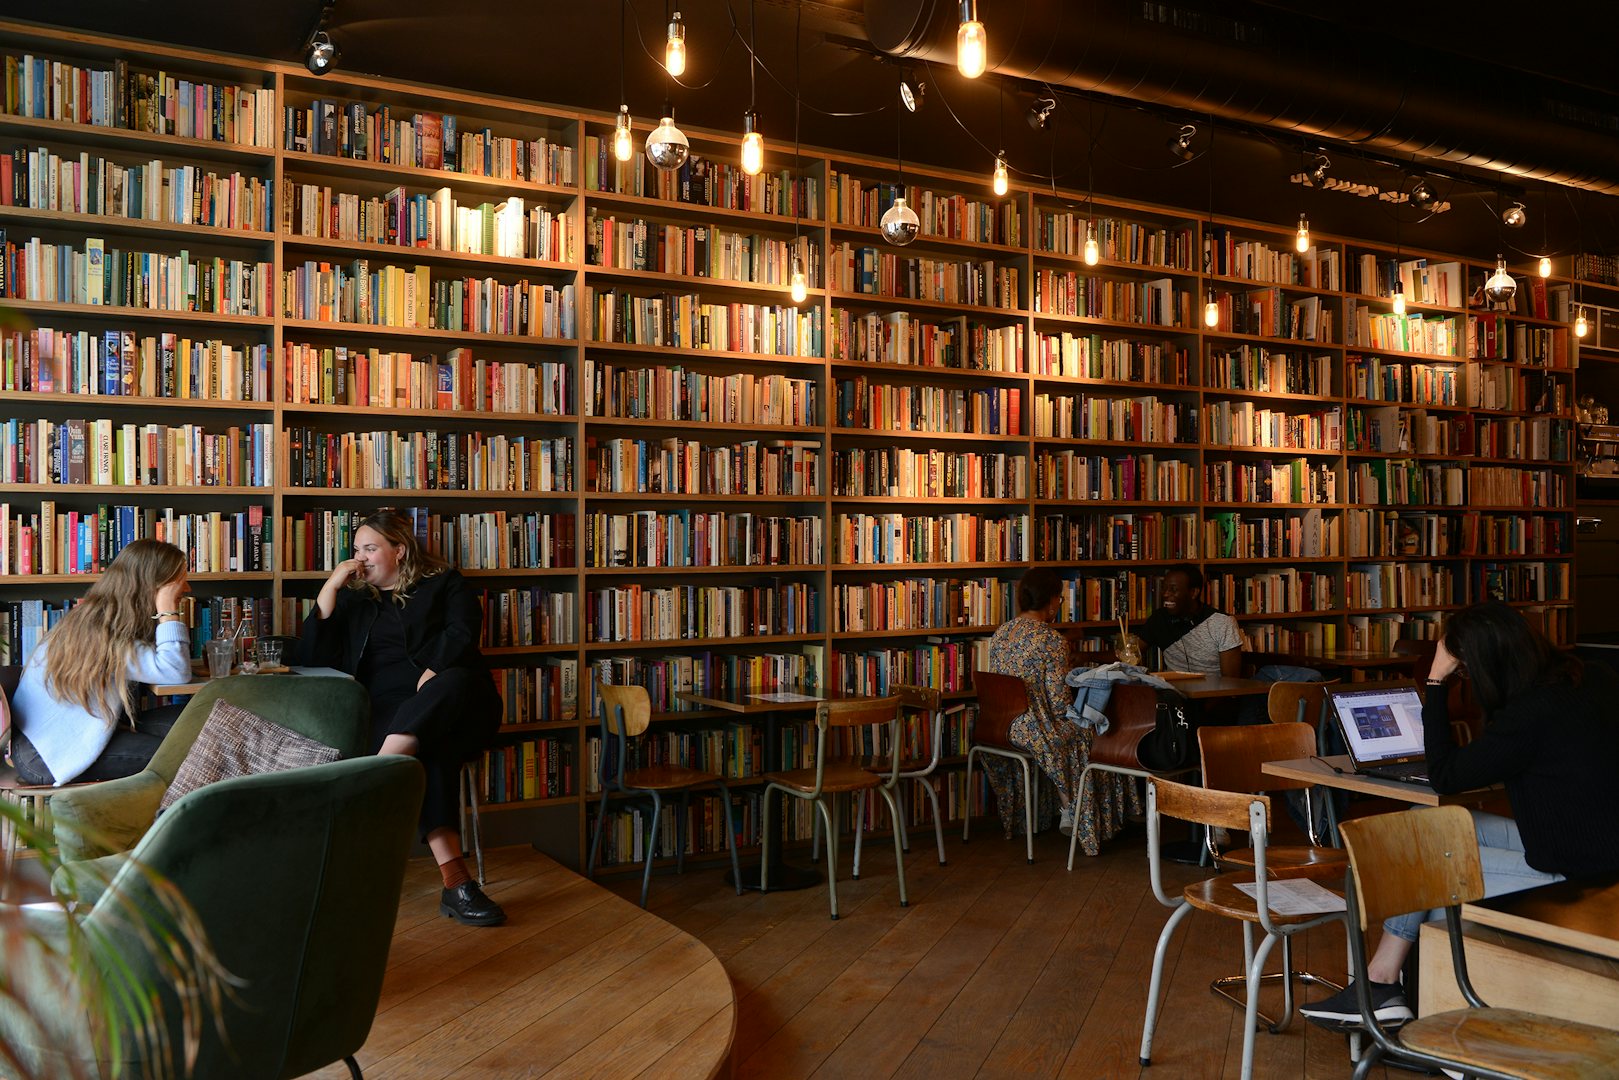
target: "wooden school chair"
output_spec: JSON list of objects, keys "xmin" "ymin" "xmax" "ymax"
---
[
  {"xmin": 1139, "ymin": 776, "xmax": 1346, "ymax": 1080},
  {"xmin": 963, "ymin": 670, "xmax": 1039, "ymax": 864},
  {"xmin": 1338, "ymin": 805, "xmax": 1619, "ymax": 1080},
  {"xmin": 854, "ymin": 683, "xmax": 950, "ymax": 871},
  {"xmin": 761, "ymin": 695, "xmax": 906, "ymax": 920}
]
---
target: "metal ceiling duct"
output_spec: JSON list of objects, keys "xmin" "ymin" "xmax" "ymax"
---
[{"xmin": 865, "ymin": 0, "xmax": 1619, "ymax": 196}]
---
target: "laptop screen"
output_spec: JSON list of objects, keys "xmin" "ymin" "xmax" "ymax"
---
[{"xmin": 1327, "ymin": 684, "xmax": 1426, "ymax": 765}]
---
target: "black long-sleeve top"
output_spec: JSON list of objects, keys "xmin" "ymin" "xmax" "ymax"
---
[
  {"xmin": 1424, "ymin": 661, "xmax": 1619, "ymax": 880},
  {"xmin": 295, "ymin": 569, "xmax": 488, "ymax": 677}
]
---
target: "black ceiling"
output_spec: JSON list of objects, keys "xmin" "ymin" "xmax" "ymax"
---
[{"xmin": 8, "ymin": 0, "xmax": 1619, "ymax": 263}]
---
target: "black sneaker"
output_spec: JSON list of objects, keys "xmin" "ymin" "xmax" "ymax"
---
[
  {"xmin": 440, "ymin": 882, "xmax": 507, "ymax": 926},
  {"xmin": 1299, "ymin": 979, "xmax": 1412, "ymax": 1030}
]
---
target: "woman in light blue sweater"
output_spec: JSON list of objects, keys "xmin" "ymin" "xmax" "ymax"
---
[{"xmin": 9, "ymin": 540, "xmax": 193, "ymax": 786}]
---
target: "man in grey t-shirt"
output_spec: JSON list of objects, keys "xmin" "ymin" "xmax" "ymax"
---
[{"xmin": 1137, "ymin": 564, "xmax": 1244, "ymax": 677}]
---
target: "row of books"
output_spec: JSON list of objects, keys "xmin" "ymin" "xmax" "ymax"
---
[
  {"xmin": 1205, "ymin": 228, "xmax": 1342, "ymax": 290},
  {"xmin": 1204, "ymin": 509, "xmax": 1337, "ymax": 559},
  {"xmin": 584, "ymin": 287, "xmax": 823, "ymax": 356},
  {"xmin": 582, "ymin": 511, "xmax": 822, "ymax": 569},
  {"xmin": 835, "ymin": 378, "xmax": 1023, "ymax": 436},
  {"xmin": 590, "ymin": 650, "xmax": 815, "ymax": 715},
  {"xmin": 283, "ymin": 427, "xmax": 573, "ymax": 492},
  {"xmin": 1035, "ymin": 511, "xmax": 1198, "ymax": 562},
  {"xmin": 0, "ymin": 592, "xmax": 269, "ymax": 666},
  {"xmin": 830, "ymin": 310, "xmax": 1023, "ymax": 372},
  {"xmin": 1032, "ymin": 392, "xmax": 1197, "ymax": 443},
  {"xmin": 583, "ymin": 142, "xmax": 820, "ymax": 220},
  {"xmin": 1, "ymin": 326, "xmax": 268, "ymax": 401},
  {"xmin": 1345, "ymin": 563, "xmax": 1456, "ymax": 610},
  {"xmin": 0, "ymin": 502, "xmax": 269, "ymax": 576},
  {"xmin": 2, "ymin": 236, "xmax": 272, "ymax": 315},
  {"xmin": 1034, "ymin": 212, "xmax": 1194, "ymax": 270},
  {"xmin": 1035, "ymin": 331, "xmax": 1191, "ymax": 384},
  {"xmin": 1344, "ymin": 302, "xmax": 1461, "ymax": 356},
  {"xmin": 1205, "ymin": 346, "xmax": 1332, "ymax": 395},
  {"xmin": 584, "ymin": 436, "xmax": 818, "ymax": 496},
  {"xmin": 1204, "ymin": 568, "xmax": 1336, "ymax": 616},
  {"xmin": 1202, "ymin": 402, "xmax": 1343, "ymax": 451},
  {"xmin": 2, "ymin": 54, "xmax": 276, "ymax": 147},
  {"xmin": 493, "ymin": 660, "xmax": 577, "ymax": 724},
  {"xmin": 1470, "ymin": 365, "xmax": 1567, "ymax": 414},
  {"xmin": 830, "ymin": 447, "xmax": 1027, "ymax": 500},
  {"xmin": 585, "ymin": 723, "xmax": 764, "ymax": 790},
  {"xmin": 584, "ymin": 582, "xmax": 820, "ymax": 643},
  {"xmin": 829, "ymin": 173, "xmax": 1019, "ymax": 246},
  {"xmin": 479, "ymin": 586, "xmax": 576, "ymax": 648},
  {"xmin": 1209, "ymin": 288, "xmax": 1335, "ymax": 342},
  {"xmin": 582, "ymin": 360, "xmax": 817, "ymax": 427},
  {"xmin": 279, "ymin": 260, "xmax": 576, "ymax": 338},
  {"xmin": 1033, "ymin": 451, "xmax": 1199, "ymax": 502},
  {"xmin": 1474, "ymin": 562, "xmax": 1569, "ymax": 603},
  {"xmin": 1346, "ymin": 460, "xmax": 1465, "ymax": 506},
  {"xmin": 283, "ymin": 343, "xmax": 571, "ymax": 415},
  {"xmin": 1346, "ymin": 355, "xmax": 1462, "ymax": 405},
  {"xmin": 1348, "ymin": 255, "xmax": 1464, "ymax": 308},
  {"xmin": 1245, "ymin": 619, "xmax": 1340, "ymax": 654},
  {"xmin": 284, "ymin": 183, "xmax": 572, "ymax": 262},
  {"xmin": 2, "ymin": 147, "xmax": 273, "ymax": 232},
  {"xmin": 830, "ymin": 244, "xmax": 1020, "ymax": 309},
  {"xmin": 830, "ymin": 577, "xmax": 1014, "ymax": 634},
  {"xmin": 1468, "ymin": 314, "xmax": 1570, "ymax": 367},
  {"xmin": 1203, "ymin": 457, "xmax": 1339, "ymax": 504},
  {"xmin": 468, "ymin": 737, "xmax": 576, "ymax": 805},
  {"xmin": 1058, "ymin": 573, "xmax": 1160, "ymax": 623},
  {"xmin": 282, "ymin": 508, "xmax": 576, "ymax": 573},
  {"xmin": 0, "ymin": 418, "xmax": 273, "ymax": 487},
  {"xmin": 829, "ymin": 639, "xmax": 980, "ymax": 695},
  {"xmin": 284, "ymin": 100, "xmax": 576, "ymax": 185},
  {"xmin": 830, "ymin": 512, "xmax": 1029, "ymax": 565},
  {"xmin": 1031, "ymin": 269, "xmax": 1187, "ymax": 327},
  {"xmin": 586, "ymin": 214, "xmax": 818, "ymax": 287}
]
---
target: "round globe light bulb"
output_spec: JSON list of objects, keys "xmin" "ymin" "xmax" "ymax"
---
[
  {"xmin": 1484, "ymin": 255, "xmax": 1517, "ymax": 309},
  {"xmin": 645, "ymin": 116, "xmax": 690, "ymax": 172},
  {"xmin": 879, "ymin": 196, "xmax": 921, "ymax": 246}
]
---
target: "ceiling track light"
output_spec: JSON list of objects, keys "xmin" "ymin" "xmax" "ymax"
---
[
  {"xmin": 1309, "ymin": 152, "xmax": 1331, "ymax": 185},
  {"xmin": 303, "ymin": 2, "xmax": 339, "ymax": 76},
  {"xmin": 1409, "ymin": 179, "xmax": 1436, "ymax": 212},
  {"xmin": 1027, "ymin": 97, "xmax": 1056, "ymax": 130},
  {"xmin": 665, "ymin": 8, "xmax": 688, "ymax": 77},
  {"xmin": 1295, "ymin": 213, "xmax": 1310, "ymax": 254},
  {"xmin": 899, "ymin": 74, "xmax": 923, "ymax": 113},
  {"xmin": 956, "ymin": 0, "xmax": 986, "ymax": 78},
  {"xmin": 1502, "ymin": 201, "xmax": 1528, "ymax": 228},
  {"xmin": 1168, "ymin": 124, "xmax": 1197, "ymax": 162}
]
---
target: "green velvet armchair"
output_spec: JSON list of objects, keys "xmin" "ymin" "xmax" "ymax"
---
[
  {"xmin": 47, "ymin": 674, "xmax": 371, "ymax": 890},
  {"xmin": 1, "ymin": 754, "xmax": 424, "ymax": 1079}
]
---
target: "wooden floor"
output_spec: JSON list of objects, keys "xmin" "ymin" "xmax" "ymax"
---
[
  {"xmin": 306, "ymin": 846, "xmax": 733, "ymax": 1079},
  {"xmin": 600, "ymin": 824, "xmax": 1400, "ymax": 1080}
]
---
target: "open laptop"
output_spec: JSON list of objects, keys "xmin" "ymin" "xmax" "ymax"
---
[{"xmin": 1325, "ymin": 682, "xmax": 1431, "ymax": 784}]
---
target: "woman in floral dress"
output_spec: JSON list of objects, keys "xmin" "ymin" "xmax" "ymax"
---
[{"xmin": 983, "ymin": 567, "xmax": 1141, "ymax": 857}]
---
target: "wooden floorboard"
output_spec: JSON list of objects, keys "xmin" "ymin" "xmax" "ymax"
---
[{"xmin": 597, "ymin": 824, "xmax": 1397, "ymax": 1080}]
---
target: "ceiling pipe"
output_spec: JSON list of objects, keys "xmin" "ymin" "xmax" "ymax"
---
[{"xmin": 865, "ymin": 0, "xmax": 1619, "ymax": 197}]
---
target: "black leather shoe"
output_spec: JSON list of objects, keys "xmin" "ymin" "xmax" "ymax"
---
[{"xmin": 440, "ymin": 882, "xmax": 506, "ymax": 926}]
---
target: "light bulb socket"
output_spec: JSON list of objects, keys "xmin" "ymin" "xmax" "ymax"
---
[
  {"xmin": 743, "ymin": 110, "xmax": 759, "ymax": 137},
  {"xmin": 958, "ymin": 0, "xmax": 977, "ymax": 23}
]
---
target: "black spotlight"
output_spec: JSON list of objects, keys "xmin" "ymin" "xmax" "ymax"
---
[
  {"xmin": 899, "ymin": 75, "xmax": 923, "ymax": 113},
  {"xmin": 1167, "ymin": 123, "xmax": 1196, "ymax": 161},
  {"xmin": 1409, "ymin": 179, "xmax": 1436, "ymax": 211},
  {"xmin": 1502, "ymin": 201, "xmax": 1528, "ymax": 228},
  {"xmin": 1027, "ymin": 96, "xmax": 1055, "ymax": 130},
  {"xmin": 1309, "ymin": 152, "xmax": 1331, "ymax": 185},
  {"xmin": 304, "ymin": 3, "xmax": 339, "ymax": 76}
]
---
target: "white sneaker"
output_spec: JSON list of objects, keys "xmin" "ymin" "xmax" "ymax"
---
[{"xmin": 1059, "ymin": 805, "xmax": 1075, "ymax": 837}]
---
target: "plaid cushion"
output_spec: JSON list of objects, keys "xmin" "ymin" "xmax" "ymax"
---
[{"xmin": 158, "ymin": 698, "xmax": 341, "ymax": 813}]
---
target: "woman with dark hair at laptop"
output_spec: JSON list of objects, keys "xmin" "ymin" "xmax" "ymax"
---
[{"xmin": 1302, "ymin": 600, "xmax": 1619, "ymax": 1029}]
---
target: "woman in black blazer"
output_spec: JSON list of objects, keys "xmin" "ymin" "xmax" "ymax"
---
[{"xmin": 298, "ymin": 509, "xmax": 506, "ymax": 926}]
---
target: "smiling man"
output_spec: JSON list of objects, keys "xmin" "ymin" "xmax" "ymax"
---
[{"xmin": 1137, "ymin": 564, "xmax": 1244, "ymax": 678}]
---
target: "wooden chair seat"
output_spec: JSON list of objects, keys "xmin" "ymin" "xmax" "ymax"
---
[
  {"xmin": 1396, "ymin": 1007, "xmax": 1619, "ymax": 1079},
  {"xmin": 621, "ymin": 764, "xmax": 725, "ymax": 791},
  {"xmin": 764, "ymin": 763, "xmax": 883, "ymax": 795},
  {"xmin": 1182, "ymin": 866, "xmax": 1344, "ymax": 925},
  {"xmin": 1217, "ymin": 843, "xmax": 1348, "ymax": 873}
]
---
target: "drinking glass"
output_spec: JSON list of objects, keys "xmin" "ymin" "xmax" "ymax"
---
[
  {"xmin": 205, "ymin": 638, "xmax": 235, "ymax": 679},
  {"xmin": 258, "ymin": 639, "xmax": 284, "ymax": 669}
]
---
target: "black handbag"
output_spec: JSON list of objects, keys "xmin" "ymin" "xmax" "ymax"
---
[{"xmin": 1090, "ymin": 683, "xmax": 1193, "ymax": 772}]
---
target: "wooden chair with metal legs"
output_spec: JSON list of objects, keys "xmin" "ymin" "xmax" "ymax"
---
[
  {"xmin": 457, "ymin": 761, "xmax": 486, "ymax": 886},
  {"xmin": 1339, "ymin": 806, "xmax": 1619, "ymax": 1080},
  {"xmin": 762, "ymin": 695, "xmax": 906, "ymax": 920},
  {"xmin": 1265, "ymin": 677, "xmax": 1340, "ymax": 842},
  {"xmin": 849, "ymin": 683, "xmax": 949, "ymax": 875},
  {"xmin": 1139, "ymin": 776, "xmax": 1346, "ymax": 1079},
  {"xmin": 584, "ymin": 683, "xmax": 743, "ymax": 908},
  {"xmin": 1065, "ymin": 681, "xmax": 1199, "ymax": 870},
  {"xmin": 964, "ymin": 670, "xmax": 1039, "ymax": 864},
  {"xmin": 1197, "ymin": 722, "xmax": 1348, "ymax": 1027}
]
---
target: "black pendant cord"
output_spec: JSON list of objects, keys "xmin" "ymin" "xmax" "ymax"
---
[
  {"xmin": 793, "ymin": 0, "xmax": 802, "ymax": 247},
  {"xmin": 618, "ymin": 0, "xmax": 626, "ymax": 108}
]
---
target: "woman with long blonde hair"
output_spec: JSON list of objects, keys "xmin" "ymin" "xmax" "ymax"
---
[
  {"xmin": 296, "ymin": 509, "xmax": 506, "ymax": 927},
  {"xmin": 10, "ymin": 539, "xmax": 193, "ymax": 786}
]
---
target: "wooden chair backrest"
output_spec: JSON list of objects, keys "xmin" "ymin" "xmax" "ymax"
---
[
  {"xmin": 817, "ymin": 695, "xmax": 901, "ymax": 729},
  {"xmin": 891, "ymin": 683, "xmax": 941, "ymax": 714},
  {"xmin": 598, "ymin": 683, "xmax": 652, "ymax": 738},
  {"xmin": 1150, "ymin": 776, "xmax": 1266, "ymax": 832},
  {"xmin": 1338, "ymin": 805, "xmax": 1484, "ymax": 932},
  {"xmin": 1265, "ymin": 679, "xmax": 1334, "ymax": 729},
  {"xmin": 1089, "ymin": 682, "xmax": 1165, "ymax": 770},
  {"xmin": 1198, "ymin": 721, "xmax": 1316, "ymax": 795},
  {"xmin": 971, "ymin": 670, "xmax": 1028, "ymax": 749}
]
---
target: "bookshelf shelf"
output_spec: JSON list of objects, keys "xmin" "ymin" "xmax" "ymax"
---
[{"xmin": 0, "ymin": 16, "xmax": 1580, "ymax": 875}]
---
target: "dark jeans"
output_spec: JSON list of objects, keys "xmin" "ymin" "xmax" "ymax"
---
[
  {"xmin": 11, "ymin": 703, "xmax": 186, "ymax": 786},
  {"xmin": 366, "ymin": 666, "xmax": 501, "ymax": 840}
]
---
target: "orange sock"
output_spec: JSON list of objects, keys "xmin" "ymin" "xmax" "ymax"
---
[{"xmin": 439, "ymin": 857, "xmax": 471, "ymax": 890}]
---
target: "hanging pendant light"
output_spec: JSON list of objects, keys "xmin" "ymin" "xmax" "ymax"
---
[
  {"xmin": 1538, "ymin": 256, "xmax": 1552, "ymax": 278},
  {"xmin": 992, "ymin": 153, "xmax": 1008, "ymax": 197},
  {"xmin": 1392, "ymin": 279, "xmax": 1406, "ymax": 315},
  {"xmin": 880, "ymin": 78, "xmax": 920, "ymax": 246},
  {"xmin": 665, "ymin": 9, "xmax": 687, "ymax": 76},
  {"xmin": 1083, "ymin": 222, "xmax": 1099, "ymax": 266},
  {"xmin": 646, "ymin": 114, "xmax": 690, "ymax": 171},
  {"xmin": 956, "ymin": 0, "xmax": 986, "ymax": 78},
  {"xmin": 1295, "ymin": 213, "xmax": 1310, "ymax": 254},
  {"xmin": 1576, "ymin": 306, "xmax": 1590, "ymax": 338},
  {"xmin": 614, "ymin": 107, "xmax": 634, "ymax": 162},
  {"xmin": 740, "ymin": 111, "xmax": 764, "ymax": 175},
  {"xmin": 790, "ymin": 254, "xmax": 808, "ymax": 304},
  {"xmin": 1484, "ymin": 254, "xmax": 1517, "ymax": 309},
  {"xmin": 1204, "ymin": 290, "xmax": 1219, "ymax": 328}
]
